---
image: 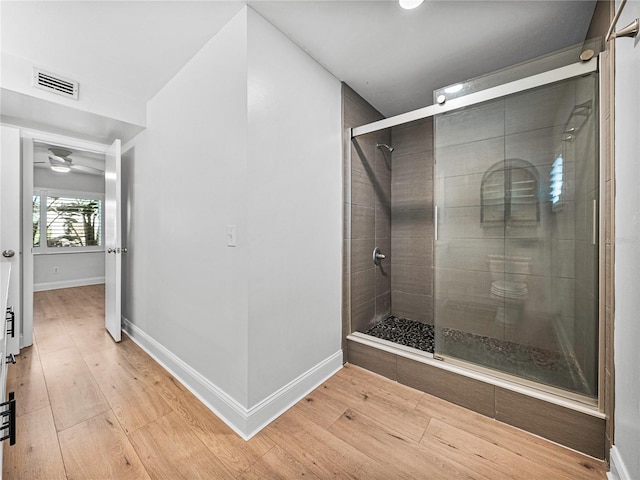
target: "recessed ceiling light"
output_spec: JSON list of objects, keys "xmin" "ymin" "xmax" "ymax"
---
[{"xmin": 399, "ymin": 0, "xmax": 424, "ymax": 10}]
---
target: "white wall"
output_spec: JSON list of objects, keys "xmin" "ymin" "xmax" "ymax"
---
[
  {"xmin": 33, "ymin": 253, "xmax": 104, "ymax": 291},
  {"xmin": 124, "ymin": 9, "xmax": 250, "ymax": 407},
  {"xmin": 246, "ymin": 9, "xmax": 342, "ymax": 407},
  {"xmin": 123, "ymin": 7, "xmax": 342, "ymax": 436},
  {"xmin": 612, "ymin": 1, "xmax": 640, "ymax": 479}
]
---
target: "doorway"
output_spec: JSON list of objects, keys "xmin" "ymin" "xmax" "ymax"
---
[{"xmin": 21, "ymin": 130, "xmax": 122, "ymax": 349}]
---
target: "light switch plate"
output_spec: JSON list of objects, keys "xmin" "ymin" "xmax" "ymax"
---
[{"xmin": 226, "ymin": 225, "xmax": 236, "ymax": 247}]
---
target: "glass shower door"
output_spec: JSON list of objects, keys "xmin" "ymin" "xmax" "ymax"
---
[
  {"xmin": 433, "ymin": 95, "xmax": 509, "ymax": 364},
  {"xmin": 434, "ymin": 73, "xmax": 599, "ymax": 399}
]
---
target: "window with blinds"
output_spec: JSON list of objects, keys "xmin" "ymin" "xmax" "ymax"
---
[
  {"xmin": 46, "ymin": 196, "xmax": 102, "ymax": 247},
  {"xmin": 32, "ymin": 190, "xmax": 103, "ymax": 251}
]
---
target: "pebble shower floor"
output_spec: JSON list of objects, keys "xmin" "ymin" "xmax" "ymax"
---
[{"xmin": 365, "ymin": 315, "xmax": 593, "ymax": 396}]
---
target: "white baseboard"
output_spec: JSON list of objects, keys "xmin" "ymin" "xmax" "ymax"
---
[
  {"xmin": 244, "ymin": 347, "xmax": 343, "ymax": 437},
  {"xmin": 121, "ymin": 316, "xmax": 343, "ymax": 439},
  {"xmin": 608, "ymin": 446, "xmax": 633, "ymax": 480},
  {"xmin": 34, "ymin": 276, "xmax": 105, "ymax": 292}
]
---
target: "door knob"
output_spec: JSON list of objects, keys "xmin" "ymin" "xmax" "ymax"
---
[
  {"xmin": 107, "ymin": 248, "xmax": 115, "ymax": 253},
  {"xmin": 2, "ymin": 250, "xmax": 15, "ymax": 258}
]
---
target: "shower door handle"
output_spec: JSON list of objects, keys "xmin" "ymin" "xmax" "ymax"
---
[
  {"xmin": 434, "ymin": 206, "xmax": 439, "ymax": 241},
  {"xmin": 592, "ymin": 199, "xmax": 598, "ymax": 245}
]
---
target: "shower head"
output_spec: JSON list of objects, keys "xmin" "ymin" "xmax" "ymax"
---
[{"xmin": 376, "ymin": 143, "xmax": 394, "ymax": 153}]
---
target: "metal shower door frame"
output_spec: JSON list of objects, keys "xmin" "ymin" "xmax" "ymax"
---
[
  {"xmin": 351, "ymin": 58, "xmax": 598, "ymax": 139},
  {"xmin": 348, "ymin": 55, "xmax": 604, "ymax": 410}
]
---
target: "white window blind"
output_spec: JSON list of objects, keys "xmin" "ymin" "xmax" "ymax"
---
[{"xmin": 32, "ymin": 189, "xmax": 104, "ymax": 253}]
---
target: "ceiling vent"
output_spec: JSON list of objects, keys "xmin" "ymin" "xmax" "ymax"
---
[{"xmin": 32, "ymin": 67, "xmax": 79, "ymax": 100}]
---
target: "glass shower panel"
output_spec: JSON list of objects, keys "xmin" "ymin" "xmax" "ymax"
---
[
  {"xmin": 349, "ymin": 128, "xmax": 393, "ymax": 336},
  {"xmin": 434, "ymin": 74, "xmax": 599, "ymax": 399},
  {"xmin": 433, "ymin": 97, "xmax": 508, "ymax": 357}
]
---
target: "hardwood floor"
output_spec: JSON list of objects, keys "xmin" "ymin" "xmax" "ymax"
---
[{"xmin": 4, "ymin": 285, "xmax": 607, "ymax": 479}]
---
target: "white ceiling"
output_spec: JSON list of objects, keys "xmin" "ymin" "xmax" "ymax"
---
[
  {"xmin": 0, "ymin": 1, "xmax": 244, "ymax": 103},
  {"xmin": 1, "ymin": 0, "xmax": 596, "ymax": 123},
  {"xmin": 251, "ymin": 1, "xmax": 597, "ymax": 116}
]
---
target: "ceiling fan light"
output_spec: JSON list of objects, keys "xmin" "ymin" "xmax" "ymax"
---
[
  {"xmin": 51, "ymin": 164, "xmax": 71, "ymax": 173},
  {"xmin": 399, "ymin": 0, "xmax": 424, "ymax": 10},
  {"xmin": 49, "ymin": 148, "xmax": 72, "ymax": 158}
]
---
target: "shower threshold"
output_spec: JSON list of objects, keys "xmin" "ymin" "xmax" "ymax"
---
[{"xmin": 361, "ymin": 315, "xmax": 596, "ymax": 404}]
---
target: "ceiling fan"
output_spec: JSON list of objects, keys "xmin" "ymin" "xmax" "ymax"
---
[{"xmin": 35, "ymin": 148, "xmax": 104, "ymax": 176}]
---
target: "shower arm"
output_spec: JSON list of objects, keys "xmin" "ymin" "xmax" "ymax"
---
[{"xmin": 562, "ymin": 100, "xmax": 592, "ymax": 138}]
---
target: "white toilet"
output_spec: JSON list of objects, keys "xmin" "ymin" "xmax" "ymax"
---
[{"xmin": 488, "ymin": 255, "xmax": 531, "ymax": 325}]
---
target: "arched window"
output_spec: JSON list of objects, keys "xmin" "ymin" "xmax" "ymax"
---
[{"xmin": 481, "ymin": 159, "xmax": 539, "ymax": 225}]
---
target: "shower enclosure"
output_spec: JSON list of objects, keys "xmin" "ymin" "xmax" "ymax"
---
[{"xmin": 347, "ymin": 53, "xmax": 600, "ymax": 404}]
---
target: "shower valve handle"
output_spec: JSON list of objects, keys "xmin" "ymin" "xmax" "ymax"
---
[{"xmin": 373, "ymin": 247, "xmax": 386, "ymax": 266}]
